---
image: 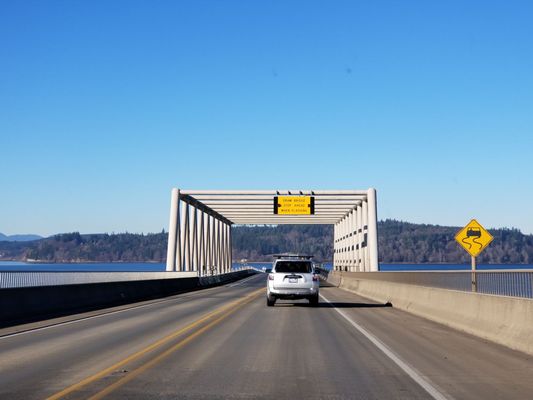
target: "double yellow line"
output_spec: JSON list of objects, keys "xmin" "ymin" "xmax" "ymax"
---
[{"xmin": 47, "ymin": 287, "xmax": 264, "ymax": 400}]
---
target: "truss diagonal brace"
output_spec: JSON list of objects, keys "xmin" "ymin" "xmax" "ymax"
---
[{"xmin": 179, "ymin": 194, "xmax": 233, "ymax": 225}]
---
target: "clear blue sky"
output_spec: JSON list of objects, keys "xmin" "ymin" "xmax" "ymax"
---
[{"xmin": 1, "ymin": 0, "xmax": 532, "ymax": 236}]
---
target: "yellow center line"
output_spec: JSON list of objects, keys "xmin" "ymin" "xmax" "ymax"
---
[
  {"xmin": 88, "ymin": 290, "xmax": 262, "ymax": 400},
  {"xmin": 46, "ymin": 287, "xmax": 264, "ymax": 400}
]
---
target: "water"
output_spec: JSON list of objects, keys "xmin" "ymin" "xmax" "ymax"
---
[
  {"xmin": 1, "ymin": 260, "xmax": 532, "ymax": 272},
  {"xmin": 379, "ymin": 263, "xmax": 533, "ymax": 271},
  {"xmin": 0, "ymin": 261, "xmax": 166, "ymax": 272}
]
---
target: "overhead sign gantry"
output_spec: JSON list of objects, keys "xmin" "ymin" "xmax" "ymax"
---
[{"xmin": 166, "ymin": 189, "xmax": 379, "ymax": 275}]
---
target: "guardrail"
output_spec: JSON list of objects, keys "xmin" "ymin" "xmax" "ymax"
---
[
  {"xmin": 1, "ymin": 271, "xmax": 201, "ymax": 289},
  {"xmin": 319, "ymin": 270, "xmax": 533, "ymax": 299}
]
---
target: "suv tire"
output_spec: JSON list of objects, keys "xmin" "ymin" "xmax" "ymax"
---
[
  {"xmin": 267, "ymin": 294, "xmax": 276, "ymax": 307},
  {"xmin": 309, "ymin": 294, "xmax": 319, "ymax": 307}
]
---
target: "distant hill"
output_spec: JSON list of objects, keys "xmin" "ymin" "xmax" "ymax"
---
[
  {"xmin": 0, "ymin": 221, "xmax": 531, "ymax": 264},
  {"xmin": 0, "ymin": 233, "xmax": 43, "ymax": 242}
]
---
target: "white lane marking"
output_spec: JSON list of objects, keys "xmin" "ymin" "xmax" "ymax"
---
[
  {"xmin": 226, "ymin": 274, "xmax": 261, "ymax": 287},
  {"xmin": 320, "ymin": 293, "xmax": 450, "ymax": 400},
  {"xmin": 0, "ymin": 281, "xmax": 248, "ymax": 341}
]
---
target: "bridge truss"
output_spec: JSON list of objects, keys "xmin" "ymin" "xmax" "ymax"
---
[{"xmin": 166, "ymin": 189, "xmax": 379, "ymax": 274}]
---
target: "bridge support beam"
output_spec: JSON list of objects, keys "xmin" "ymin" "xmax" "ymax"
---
[
  {"xmin": 333, "ymin": 188, "xmax": 379, "ymax": 272},
  {"xmin": 166, "ymin": 188, "xmax": 233, "ymax": 275},
  {"xmin": 168, "ymin": 188, "xmax": 379, "ymax": 274},
  {"xmin": 367, "ymin": 188, "xmax": 379, "ymax": 272}
]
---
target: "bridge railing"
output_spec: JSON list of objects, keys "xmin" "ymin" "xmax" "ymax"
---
[
  {"xmin": 321, "ymin": 270, "xmax": 533, "ymax": 299},
  {"xmin": 0, "ymin": 271, "xmax": 198, "ymax": 289},
  {"xmin": 0, "ymin": 267, "xmax": 259, "ymax": 289}
]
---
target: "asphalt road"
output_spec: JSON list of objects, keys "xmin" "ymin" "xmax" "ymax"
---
[{"xmin": 1, "ymin": 274, "xmax": 532, "ymax": 400}]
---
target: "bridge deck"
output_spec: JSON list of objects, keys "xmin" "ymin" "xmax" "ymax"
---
[{"xmin": 1, "ymin": 274, "xmax": 532, "ymax": 399}]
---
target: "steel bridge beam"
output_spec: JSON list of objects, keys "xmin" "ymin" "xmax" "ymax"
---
[{"xmin": 167, "ymin": 188, "xmax": 380, "ymax": 275}]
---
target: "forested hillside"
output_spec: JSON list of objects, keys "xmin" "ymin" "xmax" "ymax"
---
[{"xmin": 0, "ymin": 221, "xmax": 532, "ymax": 264}]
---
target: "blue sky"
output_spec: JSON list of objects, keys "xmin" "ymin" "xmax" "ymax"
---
[{"xmin": 1, "ymin": 0, "xmax": 532, "ymax": 236}]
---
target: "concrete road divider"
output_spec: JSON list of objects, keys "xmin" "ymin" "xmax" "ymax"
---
[
  {"xmin": 327, "ymin": 271, "xmax": 533, "ymax": 356},
  {"xmin": 0, "ymin": 270, "xmax": 256, "ymax": 328}
]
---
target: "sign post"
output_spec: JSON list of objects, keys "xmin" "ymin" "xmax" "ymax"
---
[
  {"xmin": 471, "ymin": 255, "xmax": 476, "ymax": 292},
  {"xmin": 455, "ymin": 219, "xmax": 493, "ymax": 293}
]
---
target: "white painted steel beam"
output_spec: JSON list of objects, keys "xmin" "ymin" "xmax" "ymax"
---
[
  {"xmin": 202, "ymin": 205, "xmax": 361, "ymax": 213},
  {"xmin": 367, "ymin": 188, "xmax": 379, "ymax": 272},
  {"xmin": 232, "ymin": 220, "xmax": 338, "ymax": 222},
  {"xmin": 357, "ymin": 204, "xmax": 363, "ymax": 271},
  {"xmin": 193, "ymin": 195, "xmax": 367, "ymax": 201},
  {"xmin": 362, "ymin": 200, "xmax": 368, "ymax": 271},
  {"xmin": 218, "ymin": 211, "xmax": 347, "ymax": 215},
  {"xmin": 165, "ymin": 188, "xmax": 379, "ymax": 276},
  {"xmin": 181, "ymin": 190, "xmax": 369, "ymax": 195},
  {"xmin": 166, "ymin": 188, "xmax": 179, "ymax": 272}
]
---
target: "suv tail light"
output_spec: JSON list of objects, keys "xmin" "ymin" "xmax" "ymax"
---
[
  {"xmin": 312, "ymin": 275, "xmax": 319, "ymax": 282},
  {"xmin": 268, "ymin": 274, "xmax": 274, "ymax": 280}
]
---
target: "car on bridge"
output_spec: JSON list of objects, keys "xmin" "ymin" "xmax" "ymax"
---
[{"xmin": 266, "ymin": 254, "xmax": 320, "ymax": 306}]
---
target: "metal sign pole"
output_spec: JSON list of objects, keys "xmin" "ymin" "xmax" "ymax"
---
[{"xmin": 471, "ymin": 255, "xmax": 477, "ymax": 293}]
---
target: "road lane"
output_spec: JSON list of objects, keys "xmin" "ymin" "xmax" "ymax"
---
[
  {"xmin": 0, "ymin": 276, "xmax": 265, "ymax": 399},
  {"xmin": 2, "ymin": 275, "xmax": 533, "ymax": 399},
  {"xmin": 83, "ymin": 281, "xmax": 431, "ymax": 399},
  {"xmin": 317, "ymin": 284, "xmax": 533, "ymax": 400}
]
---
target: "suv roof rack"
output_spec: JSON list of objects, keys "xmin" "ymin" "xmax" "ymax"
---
[{"xmin": 272, "ymin": 254, "xmax": 314, "ymax": 260}]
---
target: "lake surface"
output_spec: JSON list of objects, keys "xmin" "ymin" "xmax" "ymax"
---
[{"xmin": 0, "ymin": 261, "xmax": 532, "ymax": 272}]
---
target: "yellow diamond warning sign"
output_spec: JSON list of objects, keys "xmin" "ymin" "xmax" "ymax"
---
[
  {"xmin": 274, "ymin": 196, "xmax": 314, "ymax": 215},
  {"xmin": 455, "ymin": 219, "xmax": 493, "ymax": 257}
]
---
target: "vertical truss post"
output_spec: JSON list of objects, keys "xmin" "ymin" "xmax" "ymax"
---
[
  {"xmin": 346, "ymin": 212, "xmax": 350, "ymax": 271},
  {"xmin": 344, "ymin": 216, "xmax": 348, "ymax": 270},
  {"xmin": 220, "ymin": 222, "xmax": 225, "ymax": 273},
  {"xmin": 228, "ymin": 224, "xmax": 233, "ymax": 272},
  {"xmin": 349, "ymin": 209, "xmax": 355, "ymax": 272},
  {"xmin": 224, "ymin": 223, "xmax": 229, "ymax": 273},
  {"xmin": 222, "ymin": 223, "xmax": 225, "ymax": 273},
  {"xmin": 179, "ymin": 203, "xmax": 185, "ymax": 271},
  {"xmin": 227, "ymin": 223, "xmax": 232, "ymax": 272},
  {"xmin": 176, "ymin": 198, "xmax": 182, "ymax": 271},
  {"xmin": 166, "ymin": 188, "xmax": 179, "ymax": 272},
  {"xmin": 213, "ymin": 217, "xmax": 218, "ymax": 274},
  {"xmin": 198, "ymin": 210, "xmax": 205, "ymax": 276},
  {"xmin": 340, "ymin": 219, "xmax": 344, "ymax": 270},
  {"xmin": 361, "ymin": 201, "xmax": 370, "ymax": 272},
  {"xmin": 206, "ymin": 214, "xmax": 212, "ymax": 275},
  {"xmin": 217, "ymin": 219, "xmax": 222, "ymax": 273},
  {"xmin": 225, "ymin": 223, "xmax": 230, "ymax": 273},
  {"xmin": 367, "ymin": 188, "xmax": 379, "ymax": 272},
  {"xmin": 183, "ymin": 203, "xmax": 191, "ymax": 271},
  {"xmin": 213, "ymin": 218, "xmax": 219, "ymax": 274},
  {"xmin": 356, "ymin": 204, "xmax": 362, "ymax": 271},
  {"xmin": 332, "ymin": 223, "xmax": 336, "ymax": 270},
  {"xmin": 340, "ymin": 218, "xmax": 344, "ymax": 270},
  {"xmin": 352, "ymin": 208, "xmax": 358, "ymax": 272},
  {"xmin": 218, "ymin": 219, "xmax": 223, "ymax": 273},
  {"xmin": 192, "ymin": 206, "xmax": 198, "ymax": 273}
]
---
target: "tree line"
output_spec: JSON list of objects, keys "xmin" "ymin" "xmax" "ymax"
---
[{"xmin": 0, "ymin": 220, "xmax": 531, "ymax": 264}]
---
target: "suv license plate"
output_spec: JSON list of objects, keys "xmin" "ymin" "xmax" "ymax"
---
[{"xmin": 289, "ymin": 278, "xmax": 297, "ymax": 283}]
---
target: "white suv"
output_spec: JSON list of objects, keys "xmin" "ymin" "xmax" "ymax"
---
[{"xmin": 266, "ymin": 255, "xmax": 320, "ymax": 306}]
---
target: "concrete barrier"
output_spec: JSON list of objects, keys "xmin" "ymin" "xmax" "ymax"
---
[
  {"xmin": 328, "ymin": 271, "xmax": 533, "ymax": 356},
  {"xmin": 0, "ymin": 270, "xmax": 255, "ymax": 328}
]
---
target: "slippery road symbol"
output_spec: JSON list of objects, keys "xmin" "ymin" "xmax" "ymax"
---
[
  {"xmin": 455, "ymin": 220, "xmax": 494, "ymax": 257},
  {"xmin": 462, "ymin": 227, "xmax": 483, "ymax": 250}
]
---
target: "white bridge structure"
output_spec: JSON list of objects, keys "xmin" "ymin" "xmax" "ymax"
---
[{"xmin": 166, "ymin": 189, "xmax": 379, "ymax": 274}]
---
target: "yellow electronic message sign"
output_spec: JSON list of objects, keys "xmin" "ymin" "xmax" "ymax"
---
[
  {"xmin": 274, "ymin": 196, "xmax": 315, "ymax": 215},
  {"xmin": 455, "ymin": 219, "xmax": 494, "ymax": 257}
]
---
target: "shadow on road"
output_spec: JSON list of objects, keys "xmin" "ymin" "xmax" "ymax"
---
[
  {"xmin": 319, "ymin": 302, "xmax": 392, "ymax": 308},
  {"xmin": 273, "ymin": 301, "xmax": 392, "ymax": 308}
]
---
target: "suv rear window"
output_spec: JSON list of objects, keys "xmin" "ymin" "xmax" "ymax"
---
[{"xmin": 274, "ymin": 261, "xmax": 312, "ymax": 273}]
